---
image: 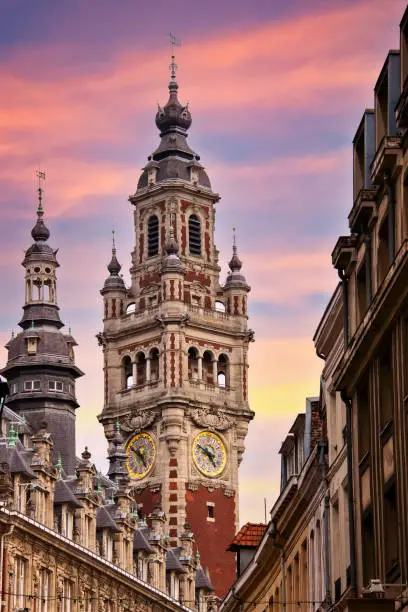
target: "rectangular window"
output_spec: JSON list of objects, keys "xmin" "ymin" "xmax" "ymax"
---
[
  {"xmin": 39, "ymin": 569, "xmax": 51, "ymax": 612},
  {"xmin": 24, "ymin": 380, "xmax": 41, "ymax": 391},
  {"xmin": 207, "ymin": 502, "xmax": 215, "ymax": 521},
  {"xmin": 63, "ymin": 509, "xmax": 73, "ymax": 539},
  {"xmin": 49, "ymin": 381, "xmax": 64, "ymax": 392},
  {"xmin": 14, "ymin": 557, "xmax": 26, "ymax": 608},
  {"xmin": 63, "ymin": 580, "xmax": 72, "ymax": 612}
]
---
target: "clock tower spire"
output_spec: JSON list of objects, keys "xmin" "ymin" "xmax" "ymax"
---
[{"xmin": 98, "ymin": 66, "xmax": 254, "ymax": 598}]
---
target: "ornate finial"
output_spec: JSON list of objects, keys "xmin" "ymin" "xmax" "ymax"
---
[
  {"xmin": 168, "ymin": 33, "xmax": 181, "ymax": 81},
  {"xmin": 97, "ymin": 471, "xmax": 103, "ymax": 493},
  {"xmin": 68, "ymin": 327, "xmax": 71, "ymax": 335},
  {"xmin": 31, "ymin": 170, "xmax": 50, "ymax": 242},
  {"xmin": 11, "ymin": 330, "xmax": 14, "ymax": 339},
  {"xmin": 36, "ymin": 170, "xmax": 46, "ymax": 218},
  {"xmin": 31, "ymin": 320, "xmax": 35, "ymax": 329},
  {"xmin": 112, "ymin": 229, "xmax": 116, "ymax": 252},
  {"xmin": 8, "ymin": 424, "xmax": 16, "ymax": 447},
  {"xmin": 56, "ymin": 454, "xmax": 63, "ymax": 479},
  {"xmin": 115, "ymin": 421, "xmax": 120, "ymax": 431},
  {"xmin": 232, "ymin": 226, "xmax": 236, "ymax": 250},
  {"xmin": 131, "ymin": 506, "xmax": 138, "ymax": 519},
  {"xmin": 81, "ymin": 446, "xmax": 91, "ymax": 462}
]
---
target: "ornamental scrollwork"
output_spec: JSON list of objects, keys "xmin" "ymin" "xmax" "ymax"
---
[
  {"xmin": 190, "ymin": 405, "xmax": 232, "ymax": 431},
  {"xmin": 121, "ymin": 410, "xmax": 157, "ymax": 433}
]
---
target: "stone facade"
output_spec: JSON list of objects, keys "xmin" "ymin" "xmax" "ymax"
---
[
  {"xmin": 97, "ymin": 69, "xmax": 254, "ymax": 598},
  {"xmin": 221, "ymin": 5, "xmax": 408, "ymax": 611}
]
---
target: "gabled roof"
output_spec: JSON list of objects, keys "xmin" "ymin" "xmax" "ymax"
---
[
  {"xmin": 54, "ymin": 479, "xmax": 83, "ymax": 508},
  {"xmin": 96, "ymin": 505, "xmax": 121, "ymax": 532},
  {"xmin": 134, "ymin": 528, "xmax": 155, "ymax": 553},
  {"xmin": 195, "ymin": 568, "xmax": 214, "ymax": 591},
  {"xmin": 227, "ymin": 523, "xmax": 266, "ymax": 551},
  {"xmin": 166, "ymin": 549, "xmax": 186, "ymax": 574}
]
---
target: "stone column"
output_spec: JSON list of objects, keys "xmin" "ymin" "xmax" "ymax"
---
[
  {"xmin": 146, "ymin": 358, "xmax": 151, "ymax": 383},
  {"xmin": 212, "ymin": 359, "xmax": 218, "ymax": 385},
  {"xmin": 132, "ymin": 361, "xmax": 137, "ymax": 386},
  {"xmin": 197, "ymin": 356, "xmax": 203, "ymax": 380}
]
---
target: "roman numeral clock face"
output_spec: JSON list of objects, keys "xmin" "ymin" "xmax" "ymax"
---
[
  {"xmin": 126, "ymin": 432, "xmax": 156, "ymax": 479},
  {"xmin": 192, "ymin": 431, "xmax": 227, "ymax": 477}
]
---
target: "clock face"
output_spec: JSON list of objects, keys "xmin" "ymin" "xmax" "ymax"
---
[
  {"xmin": 126, "ymin": 432, "xmax": 156, "ymax": 480},
  {"xmin": 192, "ymin": 431, "xmax": 227, "ymax": 477}
]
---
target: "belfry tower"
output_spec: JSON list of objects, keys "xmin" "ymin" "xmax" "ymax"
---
[
  {"xmin": 2, "ymin": 181, "xmax": 83, "ymax": 475},
  {"xmin": 98, "ymin": 60, "xmax": 254, "ymax": 597}
]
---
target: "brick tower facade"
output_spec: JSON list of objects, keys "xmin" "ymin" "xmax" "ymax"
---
[{"xmin": 98, "ymin": 65, "xmax": 254, "ymax": 598}]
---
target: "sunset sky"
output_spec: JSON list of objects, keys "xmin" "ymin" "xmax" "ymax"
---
[{"xmin": 0, "ymin": 0, "xmax": 406, "ymax": 525}]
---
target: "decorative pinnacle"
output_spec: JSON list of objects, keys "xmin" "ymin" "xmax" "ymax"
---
[
  {"xmin": 97, "ymin": 471, "xmax": 103, "ymax": 493},
  {"xmin": 232, "ymin": 226, "xmax": 237, "ymax": 252},
  {"xmin": 56, "ymin": 454, "xmax": 63, "ymax": 479},
  {"xmin": 169, "ymin": 33, "xmax": 181, "ymax": 81},
  {"xmin": 36, "ymin": 170, "xmax": 46, "ymax": 218},
  {"xmin": 112, "ymin": 229, "xmax": 116, "ymax": 252},
  {"xmin": 8, "ymin": 424, "xmax": 17, "ymax": 447}
]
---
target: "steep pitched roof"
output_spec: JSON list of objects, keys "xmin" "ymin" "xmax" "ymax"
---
[
  {"xmin": 54, "ymin": 479, "xmax": 83, "ymax": 508},
  {"xmin": 96, "ymin": 505, "xmax": 121, "ymax": 532},
  {"xmin": 227, "ymin": 523, "xmax": 266, "ymax": 551},
  {"xmin": 195, "ymin": 568, "xmax": 214, "ymax": 591},
  {"xmin": 133, "ymin": 528, "xmax": 154, "ymax": 553},
  {"xmin": 166, "ymin": 549, "xmax": 186, "ymax": 574}
]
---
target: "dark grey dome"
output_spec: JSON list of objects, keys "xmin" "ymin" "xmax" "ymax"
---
[
  {"xmin": 137, "ymin": 77, "xmax": 212, "ymax": 192},
  {"xmin": 31, "ymin": 218, "xmax": 50, "ymax": 242}
]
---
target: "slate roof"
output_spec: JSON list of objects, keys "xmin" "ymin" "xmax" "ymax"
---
[
  {"xmin": 0, "ymin": 443, "xmax": 36, "ymax": 478},
  {"xmin": 195, "ymin": 568, "xmax": 214, "ymax": 591},
  {"xmin": 133, "ymin": 528, "xmax": 155, "ymax": 553},
  {"xmin": 54, "ymin": 479, "xmax": 83, "ymax": 508},
  {"xmin": 227, "ymin": 523, "xmax": 267, "ymax": 551},
  {"xmin": 96, "ymin": 505, "xmax": 121, "ymax": 532},
  {"xmin": 166, "ymin": 549, "xmax": 186, "ymax": 574}
]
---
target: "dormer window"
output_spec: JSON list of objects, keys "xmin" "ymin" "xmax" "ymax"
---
[
  {"xmin": 190, "ymin": 166, "xmax": 199, "ymax": 185},
  {"xmin": 27, "ymin": 336, "xmax": 38, "ymax": 354}
]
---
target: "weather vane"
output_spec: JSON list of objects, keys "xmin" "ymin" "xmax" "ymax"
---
[
  {"xmin": 36, "ymin": 169, "xmax": 46, "ymax": 214},
  {"xmin": 168, "ymin": 32, "xmax": 181, "ymax": 81}
]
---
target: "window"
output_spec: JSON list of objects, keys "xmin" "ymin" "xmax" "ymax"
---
[
  {"xmin": 63, "ymin": 508, "xmax": 74, "ymax": 538},
  {"xmin": 207, "ymin": 503, "xmax": 215, "ymax": 521},
  {"xmin": 39, "ymin": 569, "xmax": 51, "ymax": 612},
  {"xmin": 188, "ymin": 347, "xmax": 199, "ymax": 380},
  {"xmin": 378, "ymin": 215, "xmax": 390, "ymax": 285},
  {"xmin": 136, "ymin": 352, "xmax": 146, "ymax": 385},
  {"xmin": 215, "ymin": 300, "xmax": 226, "ymax": 313},
  {"xmin": 14, "ymin": 557, "xmax": 26, "ymax": 609},
  {"xmin": 150, "ymin": 348, "xmax": 160, "ymax": 382},
  {"xmin": 27, "ymin": 336, "xmax": 38, "ymax": 354},
  {"xmin": 147, "ymin": 215, "xmax": 159, "ymax": 257},
  {"xmin": 217, "ymin": 354, "xmax": 229, "ymax": 388},
  {"xmin": 203, "ymin": 351, "xmax": 214, "ymax": 384},
  {"xmin": 105, "ymin": 532, "xmax": 113, "ymax": 562},
  {"xmin": 126, "ymin": 302, "xmax": 136, "ymax": 314},
  {"xmin": 189, "ymin": 214, "xmax": 201, "ymax": 255},
  {"xmin": 49, "ymin": 381, "xmax": 64, "ymax": 392},
  {"xmin": 123, "ymin": 356, "xmax": 133, "ymax": 389},
  {"xmin": 63, "ymin": 580, "xmax": 73, "ymax": 612},
  {"xmin": 191, "ymin": 295, "xmax": 200, "ymax": 307},
  {"xmin": 10, "ymin": 383, "xmax": 17, "ymax": 394},
  {"xmin": 24, "ymin": 380, "xmax": 41, "ymax": 391}
]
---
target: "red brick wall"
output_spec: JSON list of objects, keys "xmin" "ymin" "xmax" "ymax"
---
[
  {"xmin": 135, "ymin": 487, "xmax": 161, "ymax": 522},
  {"xmin": 185, "ymin": 486, "xmax": 236, "ymax": 598}
]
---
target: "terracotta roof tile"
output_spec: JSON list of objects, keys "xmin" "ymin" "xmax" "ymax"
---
[{"xmin": 227, "ymin": 523, "xmax": 266, "ymax": 551}]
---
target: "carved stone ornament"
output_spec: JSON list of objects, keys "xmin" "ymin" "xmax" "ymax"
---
[
  {"xmin": 121, "ymin": 410, "xmax": 157, "ymax": 433},
  {"xmin": 190, "ymin": 405, "xmax": 232, "ymax": 431}
]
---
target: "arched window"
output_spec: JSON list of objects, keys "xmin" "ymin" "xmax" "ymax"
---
[
  {"xmin": 188, "ymin": 214, "xmax": 201, "ymax": 256},
  {"xmin": 188, "ymin": 347, "xmax": 199, "ymax": 380},
  {"xmin": 135, "ymin": 352, "xmax": 146, "ymax": 386},
  {"xmin": 217, "ymin": 354, "xmax": 229, "ymax": 388},
  {"xmin": 203, "ymin": 350, "xmax": 214, "ymax": 384},
  {"xmin": 215, "ymin": 301, "xmax": 226, "ymax": 313},
  {"xmin": 149, "ymin": 348, "xmax": 160, "ymax": 382},
  {"xmin": 123, "ymin": 356, "xmax": 133, "ymax": 389},
  {"xmin": 126, "ymin": 302, "xmax": 136, "ymax": 314},
  {"xmin": 148, "ymin": 215, "xmax": 159, "ymax": 257}
]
